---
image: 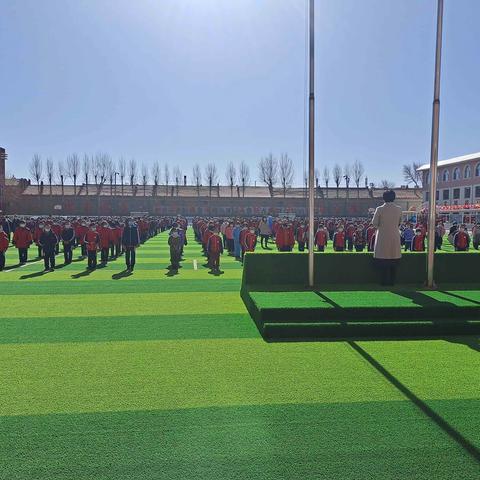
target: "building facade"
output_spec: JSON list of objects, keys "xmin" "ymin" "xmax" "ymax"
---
[{"xmin": 418, "ymin": 152, "xmax": 480, "ymax": 206}]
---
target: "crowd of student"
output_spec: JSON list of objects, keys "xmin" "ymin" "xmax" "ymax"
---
[
  {"xmin": 0, "ymin": 215, "xmax": 175, "ymax": 272},
  {"xmin": 1, "ymin": 214, "xmax": 479, "ymax": 274},
  {"xmin": 191, "ymin": 215, "xmax": 480, "ymax": 264}
]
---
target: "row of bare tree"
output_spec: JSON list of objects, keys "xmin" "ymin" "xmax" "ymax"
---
[{"xmin": 28, "ymin": 153, "xmax": 415, "ymax": 198}]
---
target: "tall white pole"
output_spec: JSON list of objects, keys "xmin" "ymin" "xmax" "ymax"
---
[
  {"xmin": 307, "ymin": 0, "xmax": 315, "ymax": 287},
  {"xmin": 427, "ymin": 0, "xmax": 444, "ymax": 288}
]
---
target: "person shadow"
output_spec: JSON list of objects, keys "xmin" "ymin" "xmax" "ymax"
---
[
  {"xmin": 446, "ymin": 336, "xmax": 480, "ymax": 353},
  {"xmin": 20, "ymin": 270, "xmax": 50, "ymax": 280},
  {"xmin": 112, "ymin": 270, "xmax": 133, "ymax": 280},
  {"xmin": 71, "ymin": 269, "xmax": 94, "ymax": 279}
]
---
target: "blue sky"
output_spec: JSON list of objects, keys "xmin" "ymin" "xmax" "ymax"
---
[{"xmin": 1, "ymin": 0, "xmax": 480, "ymax": 186}]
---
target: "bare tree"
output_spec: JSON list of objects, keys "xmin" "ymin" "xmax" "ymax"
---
[
  {"xmin": 46, "ymin": 157, "xmax": 54, "ymax": 195},
  {"xmin": 57, "ymin": 160, "xmax": 66, "ymax": 196},
  {"xmin": 92, "ymin": 154, "xmax": 100, "ymax": 185},
  {"xmin": 151, "ymin": 161, "xmax": 160, "ymax": 196},
  {"xmin": 173, "ymin": 166, "xmax": 182, "ymax": 196},
  {"xmin": 129, "ymin": 158, "xmax": 137, "ymax": 189},
  {"xmin": 106, "ymin": 157, "xmax": 115, "ymax": 195},
  {"xmin": 29, "ymin": 154, "xmax": 43, "ymax": 193},
  {"xmin": 67, "ymin": 153, "xmax": 80, "ymax": 195},
  {"xmin": 225, "ymin": 162, "xmax": 236, "ymax": 197},
  {"xmin": 381, "ymin": 179, "xmax": 395, "ymax": 189},
  {"xmin": 352, "ymin": 160, "xmax": 365, "ymax": 198},
  {"xmin": 332, "ymin": 163, "xmax": 342, "ymax": 198},
  {"xmin": 239, "ymin": 161, "xmax": 250, "ymax": 197},
  {"xmin": 118, "ymin": 157, "xmax": 126, "ymax": 196},
  {"xmin": 322, "ymin": 166, "xmax": 330, "ymax": 198},
  {"xmin": 82, "ymin": 154, "xmax": 91, "ymax": 195},
  {"xmin": 164, "ymin": 164, "xmax": 170, "ymax": 196},
  {"xmin": 258, "ymin": 154, "xmax": 278, "ymax": 198},
  {"xmin": 279, "ymin": 153, "xmax": 294, "ymax": 198},
  {"xmin": 98, "ymin": 154, "xmax": 110, "ymax": 185},
  {"xmin": 192, "ymin": 164, "xmax": 202, "ymax": 196},
  {"xmin": 204, "ymin": 163, "xmax": 218, "ymax": 197},
  {"xmin": 402, "ymin": 162, "xmax": 423, "ymax": 188},
  {"xmin": 141, "ymin": 163, "xmax": 149, "ymax": 196},
  {"xmin": 343, "ymin": 164, "xmax": 351, "ymax": 198}
]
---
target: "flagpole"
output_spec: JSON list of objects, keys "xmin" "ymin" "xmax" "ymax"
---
[
  {"xmin": 307, "ymin": 0, "xmax": 315, "ymax": 287},
  {"xmin": 426, "ymin": 0, "xmax": 444, "ymax": 288}
]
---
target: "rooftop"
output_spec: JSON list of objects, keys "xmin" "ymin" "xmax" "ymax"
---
[{"xmin": 417, "ymin": 152, "xmax": 480, "ymax": 171}]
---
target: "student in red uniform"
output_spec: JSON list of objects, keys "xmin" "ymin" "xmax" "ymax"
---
[
  {"xmin": 353, "ymin": 226, "xmax": 366, "ymax": 252},
  {"xmin": 411, "ymin": 228, "xmax": 425, "ymax": 252},
  {"xmin": 243, "ymin": 227, "xmax": 257, "ymax": 254},
  {"xmin": 98, "ymin": 222, "xmax": 111, "ymax": 264},
  {"xmin": 332, "ymin": 225, "xmax": 346, "ymax": 252},
  {"xmin": 76, "ymin": 221, "xmax": 89, "ymax": 258},
  {"xmin": 345, "ymin": 222, "xmax": 356, "ymax": 251},
  {"xmin": 12, "ymin": 220, "xmax": 33, "ymax": 264},
  {"xmin": 84, "ymin": 225, "xmax": 100, "ymax": 270},
  {"xmin": 206, "ymin": 226, "xmax": 224, "ymax": 273},
  {"xmin": 314, "ymin": 224, "xmax": 328, "ymax": 252},
  {"xmin": 276, "ymin": 221, "xmax": 295, "ymax": 252},
  {"xmin": 296, "ymin": 222, "xmax": 307, "ymax": 252},
  {"xmin": 366, "ymin": 224, "xmax": 376, "ymax": 252},
  {"xmin": 453, "ymin": 225, "xmax": 470, "ymax": 252},
  {"xmin": 0, "ymin": 224, "xmax": 9, "ymax": 271}
]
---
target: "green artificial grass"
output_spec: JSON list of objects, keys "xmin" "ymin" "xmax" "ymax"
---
[{"xmin": 0, "ymin": 231, "xmax": 479, "ymax": 479}]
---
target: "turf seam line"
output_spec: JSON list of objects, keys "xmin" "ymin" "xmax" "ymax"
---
[{"xmin": 348, "ymin": 341, "xmax": 480, "ymax": 465}]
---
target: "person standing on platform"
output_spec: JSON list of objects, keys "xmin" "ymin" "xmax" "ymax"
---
[
  {"xmin": 61, "ymin": 221, "xmax": 76, "ymax": 265},
  {"xmin": 372, "ymin": 190, "xmax": 402, "ymax": 286},
  {"xmin": 39, "ymin": 224, "xmax": 58, "ymax": 272},
  {"xmin": 12, "ymin": 220, "xmax": 32, "ymax": 264},
  {"xmin": 296, "ymin": 222, "xmax": 307, "ymax": 252},
  {"xmin": 122, "ymin": 219, "xmax": 140, "ymax": 272},
  {"xmin": 0, "ymin": 225, "xmax": 9, "ymax": 271}
]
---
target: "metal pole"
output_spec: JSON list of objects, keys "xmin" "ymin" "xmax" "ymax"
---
[
  {"xmin": 307, "ymin": 0, "xmax": 315, "ymax": 287},
  {"xmin": 426, "ymin": 0, "xmax": 444, "ymax": 288}
]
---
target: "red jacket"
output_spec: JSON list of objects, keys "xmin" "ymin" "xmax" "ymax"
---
[
  {"xmin": 207, "ymin": 234, "xmax": 223, "ymax": 254},
  {"xmin": 333, "ymin": 231, "xmax": 345, "ymax": 249},
  {"xmin": 13, "ymin": 227, "xmax": 33, "ymax": 249},
  {"xmin": 454, "ymin": 231, "xmax": 470, "ymax": 250},
  {"xmin": 0, "ymin": 231, "xmax": 9, "ymax": 252},
  {"xmin": 412, "ymin": 234, "xmax": 425, "ymax": 251},
  {"xmin": 315, "ymin": 230, "xmax": 328, "ymax": 247},
  {"xmin": 276, "ymin": 226, "xmax": 295, "ymax": 249},
  {"xmin": 296, "ymin": 226, "xmax": 307, "ymax": 244},
  {"xmin": 76, "ymin": 225, "xmax": 89, "ymax": 244},
  {"xmin": 84, "ymin": 230, "xmax": 100, "ymax": 252},
  {"xmin": 243, "ymin": 232, "xmax": 257, "ymax": 252},
  {"xmin": 98, "ymin": 227, "xmax": 111, "ymax": 249}
]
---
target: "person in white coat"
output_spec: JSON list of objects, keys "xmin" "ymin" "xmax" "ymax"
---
[{"xmin": 372, "ymin": 190, "xmax": 402, "ymax": 285}]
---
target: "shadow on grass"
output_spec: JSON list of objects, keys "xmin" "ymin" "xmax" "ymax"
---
[
  {"xmin": 112, "ymin": 270, "xmax": 133, "ymax": 280},
  {"xmin": 71, "ymin": 269, "xmax": 94, "ymax": 279},
  {"xmin": 446, "ymin": 336, "xmax": 480, "ymax": 353},
  {"xmin": 348, "ymin": 341, "xmax": 480, "ymax": 465},
  {"xmin": 20, "ymin": 270, "xmax": 50, "ymax": 280}
]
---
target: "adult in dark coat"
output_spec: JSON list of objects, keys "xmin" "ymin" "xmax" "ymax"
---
[
  {"xmin": 61, "ymin": 222, "xmax": 76, "ymax": 265},
  {"xmin": 121, "ymin": 219, "xmax": 140, "ymax": 271}
]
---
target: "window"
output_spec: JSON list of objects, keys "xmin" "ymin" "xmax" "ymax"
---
[
  {"xmin": 453, "ymin": 188, "xmax": 460, "ymax": 200},
  {"xmin": 464, "ymin": 165, "xmax": 472, "ymax": 179},
  {"xmin": 442, "ymin": 169, "xmax": 450, "ymax": 182},
  {"xmin": 443, "ymin": 189, "xmax": 450, "ymax": 200},
  {"xmin": 436, "ymin": 190, "xmax": 439, "ymax": 201},
  {"xmin": 476, "ymin": 186, "xmax": 480, "ymax": 198},
  {"xmin": 453, "ymin": 167, "xmax": 460, "ymax": 180},
  {"xmin": 476, "ymin": 164, "xmax": 480, "ymax": 177},
  {"xmin": 465, "ymin": 187, "xmax": 471, "ymax": 199}
]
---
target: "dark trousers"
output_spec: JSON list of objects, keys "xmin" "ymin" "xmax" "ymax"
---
[
  {"xmin": 317, "ymin": 245, "xmax": 325, "ymax": 252},
  {"xmin": 125, "ymin": 247, "xmax": 136, "ymax": 269},
  {"xmin": 210, "ymin": 253, "xmax": 220, "ymax": 270},
  {"xmin": 87, "ymin": 250, "xmax": 97, "ymax": 269},
  {"xmin": 110, "ymin": 243, "xmax": 115, "ymax": 258},
  {"xmin": 355, "ymin": 245, "xmax": 365, "ymax": 252},
  {"xmin": 260, "ymin": 235, "xmax": 269, "ymax": 248},
  {"xmin": 376, "ymin": 259, "xmax": 398, "ymax": 286},
  {"xmin": 0, "ymin": 251, "xmax": 5, "ymax": 270},
  {"xmin": 278, "ymin": 247, "xmax": 292, "ymax": 252},
  {"xmin": 347, "ymin": 238, "xmax": 353, "ymax": 251},
  {"xmin": 226, "ymin": 239, "xmax": 234, "ymax": 253},
  {"xmin": 101, "ymin": 248, "xmax": 109, "ymax": 263},
  {"xmin": 18, "ymin": 248, "xmax": 28, "ymax": 263},
  {"xmin": 81, "ymin": 244, "xmax": 87, "ymax": 257},
  {"xmin": 64, "ymin": 244, "xmax": 73, "ymax": 264},
  {"xmin": 115, "ymin": 243, "xmax": 122, "ymax": 257},
  {"xmin": 37, "ymin": 246, "xmax": 43, "ymax": 258},
  {"xmin": 44, "ymin": 249, "xmax": 55, "ymax": 270},
  {"xmin": 298, "ymin": 242, "xmax": 305, "ymax": 252}
]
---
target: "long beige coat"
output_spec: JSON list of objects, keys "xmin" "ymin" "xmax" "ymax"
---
[{"xmin": 372, "ymin": 202, "xmax": 402, "ymax": 259}]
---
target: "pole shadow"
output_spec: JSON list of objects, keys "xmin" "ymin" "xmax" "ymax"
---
[{"xmin": 348, "ymin": 341, "xmax": 480, "ymax": 464}]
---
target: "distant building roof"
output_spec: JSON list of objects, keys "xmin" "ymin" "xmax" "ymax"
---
[{"xmin": 417, "ymin": 152, "xmax": 480, "ymax": 171}]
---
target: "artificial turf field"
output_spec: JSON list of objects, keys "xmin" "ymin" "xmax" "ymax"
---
[{"xmin": 0, "ymin": 231, "xmax": 479, "ymax": 479}]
